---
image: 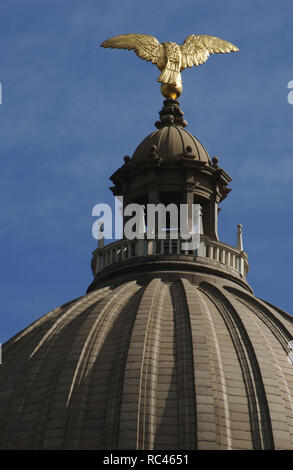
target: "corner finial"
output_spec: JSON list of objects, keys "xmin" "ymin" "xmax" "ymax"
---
[
  {"xmin": 212, "ymin": 156, "xmax": 219, "ymax": 168},
  {"xmin": 98, "ymin": 222, "xmax": 104, "ymax": 249},
  {"xmin": 237, "ymin": 224, "xmax": 243, "ymax": 251}
]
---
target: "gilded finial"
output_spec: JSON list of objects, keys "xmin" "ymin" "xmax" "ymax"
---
[{"xmin": 101, "ymin": 33, "xmax": 239, "ymax": 98}]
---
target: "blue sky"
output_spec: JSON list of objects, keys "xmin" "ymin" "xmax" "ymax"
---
[{"xmin": 1, "ymin": 0, "xmax": 293, "ymax": 342}]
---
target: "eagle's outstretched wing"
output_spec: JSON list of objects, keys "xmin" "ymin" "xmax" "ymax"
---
[
  {"xmin": 101, "ymin": 34, "xmax": 165, "ymax": 68},
  {"xmin": 180, "ymin": 35, "xmax": 239, "ymax": 70}
]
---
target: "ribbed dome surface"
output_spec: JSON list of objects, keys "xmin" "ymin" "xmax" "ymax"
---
[
  {"xmin": 1, "ymin": 276, "xmax": 293, "ymax": 450},
  {"xmin": 132, "ymin": 126, "xmax": 211, "ymax": 163}
]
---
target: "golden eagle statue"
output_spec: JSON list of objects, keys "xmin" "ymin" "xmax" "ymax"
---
[{"xmin": 101, "ymin": 33, "xmax": 239, "ymax": 99}]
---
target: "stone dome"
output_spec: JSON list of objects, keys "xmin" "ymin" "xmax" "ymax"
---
[
  {"xmin": 132, "ymin": 126, "xmax": 211, "ymax": 164},
  {"xmin": 1, "ymin": 96, "xmax": 293, "ymax": 452},
  {"xmin": 1, "ymin": 272, "xmax": 293, "ymax": 450}
]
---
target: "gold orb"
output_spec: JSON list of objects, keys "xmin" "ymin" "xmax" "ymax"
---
[{"xmin": 160, "ymin": 83, "xmax": 183, "ymax": 100}]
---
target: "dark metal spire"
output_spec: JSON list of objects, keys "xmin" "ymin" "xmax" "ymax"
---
[{"xmin": 155, "ymin": 99, "xmax": 188, "ymax": 129}]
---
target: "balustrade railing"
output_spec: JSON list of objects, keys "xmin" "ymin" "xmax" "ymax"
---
[{"xmin": 92, "ymin": 235, "xmax": 248, "ymax": 278}]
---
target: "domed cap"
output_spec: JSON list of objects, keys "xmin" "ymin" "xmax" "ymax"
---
[
  {"xmin": 132, "ymin": 98, "xmax": 211, "ymax": 164},
  {"xmin": 132, "ymin": 126, "xmax": 211, "ymax": 163}
]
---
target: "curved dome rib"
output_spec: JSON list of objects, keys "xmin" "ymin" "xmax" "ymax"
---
[
  {"xmin": 223, "ymin": 286, "xmax": 293, "ymax": 449},
  {"xmin": 170, "ymin": 280, "xmax": 197, "ymax": 450},
  {"xmin": 182, "ymin": 278, "xmax": 232, "ymax": 449},
  {"xmin": 200, "ymin": 282, "xmax": 275, "ymax": 450},
  {"xmin": 224, "ymin": 286, "xmax": 293, "ymax": 346},
  {"xmin": 63, "ymin": 281, "xmax": 140, "ymax": 449},
  {"xmin": 119, "ymin": 279, "xmax": 167, "ymax": 450}
]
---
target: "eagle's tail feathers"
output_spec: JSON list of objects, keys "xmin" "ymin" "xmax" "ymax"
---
[{"xmin": 158, "ymin": 69, "xmax": 181, "ymax": 87}]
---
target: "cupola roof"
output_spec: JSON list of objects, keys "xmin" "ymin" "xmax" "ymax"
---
[{"xmin": 131, "ymin": 98, "xmax": 211, "ymax": 164}]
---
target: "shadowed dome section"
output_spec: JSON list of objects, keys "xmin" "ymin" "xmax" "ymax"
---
[
  {"xmin": 132, "ymin": 126, "xmax": 211, "ymax": 163},
  {"xmin": 1, "ymin": 276, "xmax": 293, "ymax": 450}
]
